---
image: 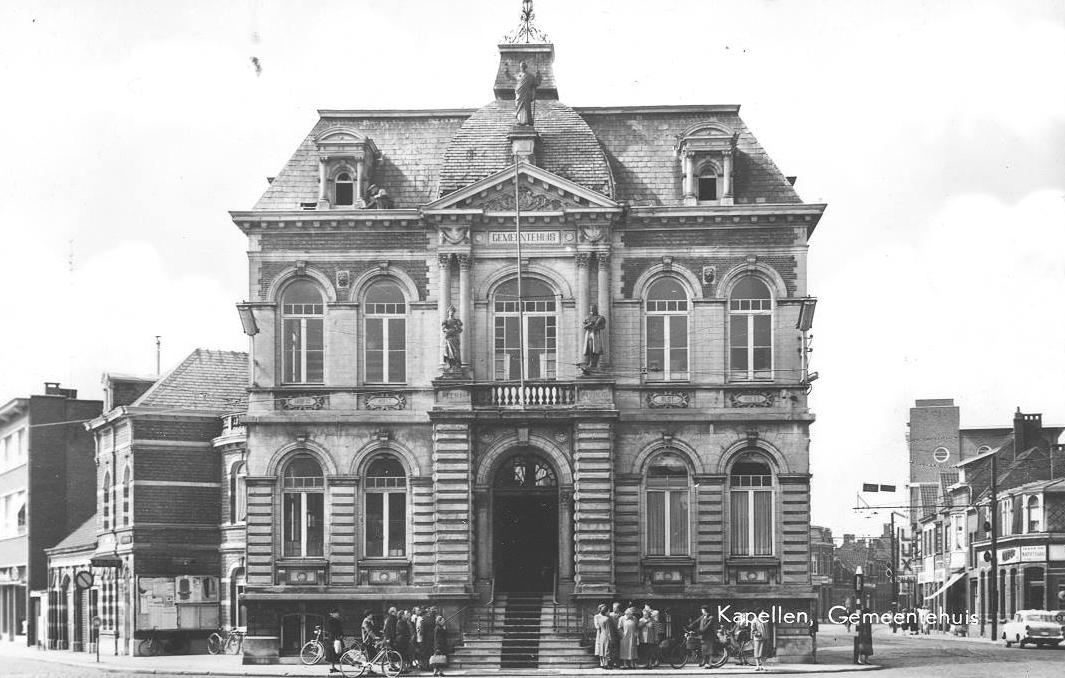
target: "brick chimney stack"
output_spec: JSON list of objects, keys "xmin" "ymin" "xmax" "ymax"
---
[{"xmin": 1013, "ymin": 408, "xmax": 1044, "ymax": 457}]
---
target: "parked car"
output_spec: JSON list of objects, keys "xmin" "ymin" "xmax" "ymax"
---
[{"xmin": 1002, "ymin": 610, "xmax": 1064, "ymax": 648}]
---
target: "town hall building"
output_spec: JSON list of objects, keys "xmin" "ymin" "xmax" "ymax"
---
[{"xmin": 232, "ymin": 4, "xmax": 825, "ymax": 665}]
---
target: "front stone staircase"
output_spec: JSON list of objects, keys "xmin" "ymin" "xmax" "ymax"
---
[{"xmin": 451, "ymin": 593, "xmax": 597, "ymax": 670}]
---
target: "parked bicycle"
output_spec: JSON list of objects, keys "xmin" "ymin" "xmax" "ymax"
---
[
  {"xmin": 339, "ymin": 640, "xmax": 402, "ymax": 677},
  {"xmin": 207, "ymin": 627, "xmax": 246, "ymax": 655},
  {"xmin": 667, "ymin": 627, "xmax": 753, "ymax": 669},
  {"xmin": 667, "ymin": 630, "xmax": 705, "ymax": 669},
  {"xmin": 138, "ymin": 628, "xmax": 189, "ymax": 656},
  {"xmin": 300, "ymin": 625, "xmax": 328, "ymax": 665}
]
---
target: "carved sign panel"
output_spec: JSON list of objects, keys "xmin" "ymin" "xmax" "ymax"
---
[
  {"xmin": 363, "ymin": 393, "xmax": 407, "ymax": 411},
  {"xmin": 647, "ymin": 391, "xmax": 690, "ymax": 409},
  {"xmin": 728, "ymin": 391, "xmax": 775, "ymax": 408},
  {"xmin": 280, "ymin": 395, "xmax": 329, "ymax": 411}
]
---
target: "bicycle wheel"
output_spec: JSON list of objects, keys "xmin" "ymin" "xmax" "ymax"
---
[
  {"xmin": 300, "ymin": 640, "xmax": 326, "ymax": 665},
  {"xmin": 708, "ymin": 641, "xmax": 728, "ymax": 669},
  {"xmin": 339, "ymin": 648, "xmax": 368, "ymax": 677},
  {"xmin": 224, "ymin": 633, "xmax": 243, "ymax": 655},
  {"xmin": 735, "ymin": 639, "xmax": 753, "ymax": 665},
  {"xmin": 668, "ymin": 642, "xmax": 687, "ymax": 669},
  {"xmin": 139, "ymin": 638, "xmax": 159, "ymax": 657},
  {"xmin": 381, "ymin": 649, "xmax": 403, "ymax": 678},
  {"xmin": 207, "ymin": 632, "xmax": 224, "ymax": 655}
]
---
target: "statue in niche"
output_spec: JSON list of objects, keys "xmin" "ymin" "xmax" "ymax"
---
[
  {"xmin": 514, "ymin": 61, "xmax": 540, "ymax": 126},
  {"xmin": 441, "ymin": 305, "xmax": 463, "ymax": 371},
  {"xmin": 580, "ymin": 304, "xmax": 607, "ymax": 374},
  {"xmin": 366, "ymin": 184, "xmax": 393, "ymax": 209}
]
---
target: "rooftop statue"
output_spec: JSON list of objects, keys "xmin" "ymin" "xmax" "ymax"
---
[{"xmin": 514, "ymin": 61, "xmax": 540, "ymax": 127}]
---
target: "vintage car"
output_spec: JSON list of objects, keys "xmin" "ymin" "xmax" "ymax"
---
[{"xmin": 1002, "ymin": 609, "xmax": 1064, "ymax": 647}]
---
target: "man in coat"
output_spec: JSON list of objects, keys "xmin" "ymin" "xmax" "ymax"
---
[{"xmin": 686, "ymin": 604, "xmax": 716, "ymax": 667}]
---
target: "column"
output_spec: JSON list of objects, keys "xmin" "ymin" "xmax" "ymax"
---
[
  {"xmin": 457, "ymin": 254, "xmax": 472, "ymax": 366},
  {"xmin": 438, "ymin": 254, "xmax": 452, "ymax": 366},
  {"xmin": 474, "ymin": 489, "xmax": 491, "ymax": 581},
  {"xmin": 596, "ymin": 252, "xmax": 610, "ymax": 365},
  {"xmin": 355, "ymin": 158, "xmax": 366, "ymax": 206},
  {"xmin": 722, "ymin": 149, "xmax": 734, "ymax": 205},
  {"xmin": 575, "ymin": 253, "xmax": 591, "ymax": 353},
  {"xmin": 318, "ymin": 159, "xmax": 329, "ymax": 205},
  {"xmin": 559, "ymin": 488, "xmax": 574, "ymax": 582},
  {"xmin": 683, "ymin": 151, "xmax": 696, "ymax": 199}
]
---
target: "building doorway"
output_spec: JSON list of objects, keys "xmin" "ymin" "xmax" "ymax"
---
[{"xmin": 492, "ymin": 452, "xmax": 559, "ymax": 592}]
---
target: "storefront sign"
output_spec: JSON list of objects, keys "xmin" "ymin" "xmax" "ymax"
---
[
  {"xmin": 1020, "ymin": 545, "xmax": 1047, "ymax": 562},
  {"xmin": 998, "ymin": 547, "xmax": 1019, "ymax": 565}
]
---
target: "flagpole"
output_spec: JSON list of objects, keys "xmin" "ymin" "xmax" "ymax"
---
[{"xmin": 514, "ymin": 154, "xmax": 526, "ymax": 408}]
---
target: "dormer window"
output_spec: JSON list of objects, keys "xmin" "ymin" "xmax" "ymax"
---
[
  {"xmin": 334, "ymin": 172, "xmax": 354, "ymax": 206},
  {"xmin": 677, "ymin": 122, "xmax": 737, "ymax": 206}
]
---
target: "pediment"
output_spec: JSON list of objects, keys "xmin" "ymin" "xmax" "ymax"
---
[{"xmin": 425, "ymin": 163, "xmax": 619, "ymax": 212}]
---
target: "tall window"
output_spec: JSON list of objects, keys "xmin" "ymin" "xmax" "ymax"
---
[
  {"xmin": 365, "ymin": 280, "xmax": 407, "ymax": 383},
  {"xmin": 999, "ymin": 498, "xmax": 1012, "ymax": 537},
  {"xmin": 697, "ymin": 166, "xmax": 719, "ymax": 201},
  {"xmin": 645, "ymin": 277, "xmax": 689, "ymax": 381},
  {"xmin": 122, "ymin": 465, "xmax": 131, "ymax": 526},
  {"xmin": 282, "ymin": 454, "xmax": 324, "ymax": 558},
  {"xmin": 334, "ymin": 172, "xmax": 354, "ymax": 206},
  {"xmin": 102, "ymin": 472, "xmax": 112, "ymax": 530},
  {"xmin": 729, "ymin": 453, "xmax": 774, "ymax": 556},
  {"xmin": 365, "ymin": 455, "xmax": 407, "ymax": 558},
  {"xmin": 1026, "ymin": 496, "xmax": 1042, "ymax": 533},
  {"xmin": 729, "ymin": 276, "xmax": 773, "ymax": 380},
  {"xmin": 646, "ymin": 452, "xmax": 690, "ymax": 556},
  {"xmin": 494, "ymin": 277, "xmax": 557, "ymax": 380},
  {"xmin": 231, "ymin": 462, "xmax": 247, "ymax": 524},
  {"xmin": 282, "ymin": 280, "xmax": 325, "ymax": 384},
  {"xmin": 230, "ymin": 567, "xmax": 247, "ymax": 628}
]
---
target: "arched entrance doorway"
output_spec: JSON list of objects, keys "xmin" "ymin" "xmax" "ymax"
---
[{"xmin": 492, "ymin": 452, "xmax": 559, "ymax": 592}]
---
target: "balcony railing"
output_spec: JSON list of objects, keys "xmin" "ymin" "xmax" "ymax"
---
[{"xmin": 472, "ymin": 381, "xmax": 577, "ymax": 407}]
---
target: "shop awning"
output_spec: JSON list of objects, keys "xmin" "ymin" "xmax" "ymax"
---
[{"xmin": 923, "ymin": 570, "xmax": 967, "ymax": 601}]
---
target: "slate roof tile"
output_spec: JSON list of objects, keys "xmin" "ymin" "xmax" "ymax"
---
[
  {"xmin": 49, "ymin": 514, "xmax": 97, "ymax": 552},
  {"xmin": 133, "ymin": 349, "xmax": 248, "ymax": 412}
]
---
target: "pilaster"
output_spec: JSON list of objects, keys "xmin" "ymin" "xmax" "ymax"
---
[
  {"xmin": 432, "ymin": 423, "xmax": 473, "ymax": 592},
  {"xmin": 573, "ymin": 420, "xmax": 615, "ymax": 594}
]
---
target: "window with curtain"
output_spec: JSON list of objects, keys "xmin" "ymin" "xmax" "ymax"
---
[
  {"xmin": 494, "ymin": 277, "xmax": 557, "ymax": 380},
  {"xmin": 1026, "ymin": 496, "xmax": 1041, "ymax": 533},
  {"xmin": 282, "ymin": 454, "xmax": 325, "ymax": 558},
  {"xmin": 281, "ymin": 280, "xmax": 325, "ymax": 384},
  {"xmin": 365, "ymin": 455, "xmax": 407, "ymax": 558},
  {"xmin": 729, "ymin": 276, "xmax": 773, "ymax": 380},
  {"xmin": 364, "ymin": 279, "xmax": 407, "ymax": 384},
  {"xmin": 231, "ymin": 462, "xmax": 247, "ymax": 524},
  {"xmin": 729, "ymin": 453, "xmax": 774, "ymax": 556},
  {"xmin": 645, "ymin": 452, "xmax": 689, "ymax": 556},
  {"xmin": 122, "ymin": 466, "xmax": 131, "ymax": 526},
  {"xmin": 645, "ymin": 277, "xmax": 689, "ymax": 381}
]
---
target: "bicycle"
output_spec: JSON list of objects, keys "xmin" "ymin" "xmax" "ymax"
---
[
  {"xmin": 706, "ymin": 627, "xmax": 753, "ymax": 669},
  {"xmin": 667, "ymin": 630, "xmax": 704, "ymax": 669},
  {"xmin": 138, "ymin": 628, "xmax": 189, "ymax": 656},
  {"xmin": 300, "ymin": 625, "xmax": 328, "ymax": 665},
  {"xmin": 339, "ymin": 640, "xmax": 403, "ymax": 677},
  {"xmin": 207, "ymin": 627, "xmax": 246, "ymax": 655}
]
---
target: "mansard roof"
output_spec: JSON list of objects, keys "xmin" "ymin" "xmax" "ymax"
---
[{"xmin": 253, "ymin": 105, "xmax": 803, "ymax": 211}]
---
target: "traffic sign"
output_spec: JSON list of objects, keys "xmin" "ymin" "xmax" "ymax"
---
[{"xmin": 75, "ymin": 570, "xmax": 94, "ymax": 590}]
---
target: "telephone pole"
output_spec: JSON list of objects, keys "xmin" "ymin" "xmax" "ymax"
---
[{"xmin": 989, "ymin": 451, "xmax": 999, "ymax": 642}]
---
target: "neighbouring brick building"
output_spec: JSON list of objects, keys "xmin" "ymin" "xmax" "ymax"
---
[
  {"xmin": 908, "ymin": 400, "xmax": 1065, "ymax": 638},
  {"xmin": 69, "ymin": 350, "xmax": 247, "ymax": 655},
  {"xmin": 809, "ymin": 526, "xmax": 834, "ymax": 619},
  {"xmin": 0, "ymin": 383, "xmax": 100, "ymax": 647},
  {"xmin": 232, "ymin": 6, "xmax": 825, "ymax": 665}
]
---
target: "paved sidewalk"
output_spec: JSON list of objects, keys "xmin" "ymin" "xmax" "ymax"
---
[{"xmin": 0, "ymin": 642, "xmax": 882, "ymax": 676}]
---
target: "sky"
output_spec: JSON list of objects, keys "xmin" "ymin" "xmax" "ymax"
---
[{"xmin": 1, "ymin": 0, "xmax": 1063, "ymax": 538}]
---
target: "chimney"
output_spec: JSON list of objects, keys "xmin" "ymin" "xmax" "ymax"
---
[
  {"xmin": 43, "ymin": 382, "xmax": 77, "ymax": 399},
  {"xmin": 1052, "ymin": 444, "xmax": 1065, "ymax": 480},
  {"xmin": 1013, "ymin": 408, "xmax": 1044, "ymax": 456},
  {"xmin": 843, "ymin": 533, "xmax": 854, "ymax": 545}
]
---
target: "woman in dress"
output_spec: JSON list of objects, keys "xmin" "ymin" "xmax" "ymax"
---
[
  {"xmin": 593, "ymin": 604, "xmax": 610, "ymax": 669},
  {"xmin": 619, "ymin": 609, "xmax": 639, "ymax": 669},
  {"xmin": 431, "ymin": 615, "xmax": 449, "ymax": 677},
  {"xmin": 750, "ymin": 610, "xmax": 768, "ymax": 672},
  {"xmin": 396, "ymin": 610, "xmax": 412, "ymax": 672},
  {"xmin": 607, "ymin": 602, "xmax": 622, "ymax": 668}
]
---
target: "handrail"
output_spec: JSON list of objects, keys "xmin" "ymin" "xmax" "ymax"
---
[
  {"xmin": 552, "ymin": 568, "xmax": 559, "ymax": 632},
  {"xmin": 487, "ymin": 575, "xmax": 497, "ymax": 635}
]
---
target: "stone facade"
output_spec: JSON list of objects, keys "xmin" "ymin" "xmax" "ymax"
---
[{"xmin": 233, "ymin": 24, "xmax": 825, "ymax": 664}]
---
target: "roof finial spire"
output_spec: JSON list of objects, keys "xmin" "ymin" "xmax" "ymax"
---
[{"xmin": 503, "ymin": 0, "xmax": 549, "ymax": 44}]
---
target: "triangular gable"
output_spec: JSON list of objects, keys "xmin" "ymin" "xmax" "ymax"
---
[{"xmin": 425, "ymin": 163, "xmax": 619, "ymax": 212}]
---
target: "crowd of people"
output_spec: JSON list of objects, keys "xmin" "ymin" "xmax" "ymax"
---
[
  {"xmin": 591, "ymin": 602, "xmax": 769, "ymax": 672},
  {"xmin": 325, "ymin": 606, "xmax": 450, "ymax": 676}
]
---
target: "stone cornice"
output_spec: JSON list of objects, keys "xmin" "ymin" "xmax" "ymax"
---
[{"xmin": 625, "ymin": 203, "xmax": 826, "ymax": 229}]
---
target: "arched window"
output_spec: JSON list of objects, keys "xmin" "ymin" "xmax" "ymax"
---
[
  {"xmin": 364, "ymin": 280, "xmax": 407, "ymax": 384},
  {"xmin": 102, "ymin": 471, "xmax": 112, "ymax": 530},
  {"xmin": 365, "ymin": 455, "xmax": 407, "ymax": 558},
  {"xmin": 231, "ymin": 462, "xmax": 247, "ymax": 524},
  {"xmin": 1026, "ymin": 496, "xmax": 1042, "ymax": 533},
  {"xmin": 494, "ymin": 454, "xmax": 558, "ymax": 489},
  {"xmin": 281, "ymin": 280, "xmax": 325, "ymax": 384},
  {"xmin": 282, "ymin": 454, "xmax": 324, "ymax": 557},
  {"xmin": 999, "ymin": 498, "xmax": 1012, "ymax": 537},
  {"xmin": 493, "ymin": 277, "xmax": 557, "ymax": 380},
  {"xmin": 729, "ymin": 452, "xmax": 774, "ymax": 556},
  {"xmin": 697, "ymin": 165, "xmax": 719, "ymax": 202},
  {"xmin": 122, "ymin": 465, "xmax": 131, "ymax": 526},
  {"xmin": 645, "ymin": 451, "xmax": 689, "ymax": 556},
  {"xmin": 230, "ymin": 567, "xmax": 247, "ymax": 628},
  {"xmin": 729, "ymin": 276, "xmax": 773, "ymax": 380},
  {"xmin": 645, "ymin": 277, "xmax": 689, "ymax": 381},
  {"xmin": 334, "ymin": 172, "xmax": 354, "ymax": 206}
]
